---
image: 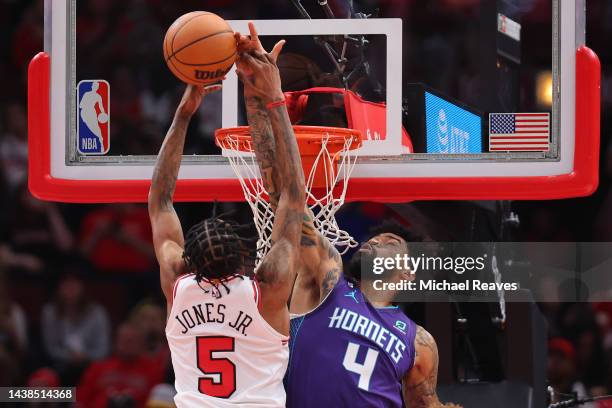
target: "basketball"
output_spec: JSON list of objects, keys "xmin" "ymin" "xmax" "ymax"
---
[{"xmin": 163, "ymin": 12, "xmax": 236, "ymax": 85}]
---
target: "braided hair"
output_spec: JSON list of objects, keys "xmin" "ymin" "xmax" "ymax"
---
[{"xmin": 182, "ymin": 213, "xmax": 258, "ymax": 298}]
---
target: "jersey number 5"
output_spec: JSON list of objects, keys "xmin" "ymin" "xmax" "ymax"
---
[
  {"xmin": 343, "ymin": 342, "xmax": 379, "ymax": 391},
  {"xmin": 196, "ymin": 336, "xmax": 236, "ymax": 398}
]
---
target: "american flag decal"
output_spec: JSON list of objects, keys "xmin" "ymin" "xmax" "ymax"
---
[{"xmin": 489, "ymin": 113, "xmax": 550, "ymax": 152}]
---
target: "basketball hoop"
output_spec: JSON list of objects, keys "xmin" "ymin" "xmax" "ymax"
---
[{"xmin": 215, "ymin": 125, "xmax": 362, "ymax": 262}]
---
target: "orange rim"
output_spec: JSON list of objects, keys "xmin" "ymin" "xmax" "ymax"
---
[{"xmin": 215, "ymin": 125, "xmax": 363, "ymax": 155}]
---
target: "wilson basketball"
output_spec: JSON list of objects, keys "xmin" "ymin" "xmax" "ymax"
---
[{"xmin": 163, "ymin": 12, "xmax": 236, "ymax": 85}]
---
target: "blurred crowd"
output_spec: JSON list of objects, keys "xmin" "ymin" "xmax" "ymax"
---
[{"xmin": 0, "ymin": 0, "xmax": 612, "ymax": 407}]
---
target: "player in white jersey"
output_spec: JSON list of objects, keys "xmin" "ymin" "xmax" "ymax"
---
[{"xmin": 148, "ymin": 29, "xmax": 304, "ymax": 407}]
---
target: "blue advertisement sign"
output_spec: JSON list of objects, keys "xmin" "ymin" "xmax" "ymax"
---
[{"xmin": 425, "ymin": 92, "xmax": 482, "ymax": 153}]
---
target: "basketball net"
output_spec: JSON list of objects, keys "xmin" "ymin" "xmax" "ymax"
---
[{"xmin": 216, "ymin": 126, "xmax": 362, "ymax": 264}]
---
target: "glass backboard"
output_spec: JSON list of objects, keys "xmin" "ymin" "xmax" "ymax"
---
[{"xmin": 28, "ymin": 0, "xmax": 600, "ymax": 202}]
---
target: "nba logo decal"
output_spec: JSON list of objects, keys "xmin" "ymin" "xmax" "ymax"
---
[{"xmin": 77, "ymin": 80, "xmax": 110, "ymax": 155}]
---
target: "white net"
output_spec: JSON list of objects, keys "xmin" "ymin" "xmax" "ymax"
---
[{"xmin": 218, "ymin": 128, "xmax": 360, "ymax": 264}]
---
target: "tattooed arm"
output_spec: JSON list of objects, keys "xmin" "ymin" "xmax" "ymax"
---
[
  {"xmin": 244, "ymin": 116, "xmax": 340, "ymax": 314},
  {"xmin": 236, "ymin": 26, "xmax": 306, "ymax": 335},
  {"xmin": 244, "ymin": 95, "xmax": 282, "ymax": 207},
  {"xmin": 235, "ymin": 24, "xmax": 342, "ymax": 316},
  {"xmin": 251, "ymin": 80, "xmax": 305, "ymax": 335},
  {"xmin": 236, "ymin": 23, "xmax": 286, "ymax": 208},
  {"xmin": 148, "ymin": 84, "xmax": 220, "ymax": 303},
  {"xmin": 245, "ymin": 96, "xmax": 340, "ymax": 315},
  {"xmin": 403, "ymin": 326, "xmax": 463, "ymax": 408}
]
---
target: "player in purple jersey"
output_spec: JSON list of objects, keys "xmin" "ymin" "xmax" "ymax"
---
[
  {"xmin": 233, "ymin": 22, "xmax": 460, "ymax": 408},
  {"xmin": 286, "ymin": 222, "xmax": 462, "ymax": 408}
]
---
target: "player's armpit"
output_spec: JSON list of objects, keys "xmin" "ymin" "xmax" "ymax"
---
[{"xmin": 402, "ymin": 326, "xmax": 463, "ymax": 408}]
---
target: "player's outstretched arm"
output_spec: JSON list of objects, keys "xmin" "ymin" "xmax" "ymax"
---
[
  {"xmin": 237, "ymin": 45, "xmax": 306, "ymax": 336},
  {"xmin": 235, "ymin": 23, "xmax": 285, "ymax": 208},
  {"xmin": 403, "ymin": 326, "xmax": 463, "ymax": 408},
  {"xmin": 148, "ymin": 84, "xmax": 221, "ymax": 302},
  {"xmin": 235, "ymin": 23, "xmax": 342, "ymax": 315}
]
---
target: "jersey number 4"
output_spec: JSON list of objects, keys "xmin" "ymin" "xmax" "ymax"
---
[
  {"xmin": 196, "ymin": 336, "xmax": 236, "ymax": 398},
  {"xmin": 343, "ymin": 342, "xmax": 380, "ymax": 391}
]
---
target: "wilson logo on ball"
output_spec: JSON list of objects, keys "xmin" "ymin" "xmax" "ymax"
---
[{"xmin": 194, "ymin": 68, "xmax": 229, "ymax": 81}]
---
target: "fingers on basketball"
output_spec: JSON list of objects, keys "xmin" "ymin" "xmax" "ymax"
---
[{"xmin": 234, "ymin": 32, "xmax": 252, "ymax": 53}]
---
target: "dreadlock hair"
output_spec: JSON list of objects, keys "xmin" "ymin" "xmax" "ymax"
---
[{"xmin": 182, "ymin": 213, "xmax": 258, "ymax": 298}]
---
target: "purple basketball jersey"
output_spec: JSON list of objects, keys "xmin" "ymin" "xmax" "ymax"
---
[{"xmin": 285, "ymin": 276, "xmax": 417, "ymax": 407}]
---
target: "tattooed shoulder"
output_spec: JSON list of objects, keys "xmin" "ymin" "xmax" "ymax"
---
[
  {"xmin": 321, "ymin": 267, "xmax": 340, "ymax": 299},
  {"xmin": 403, "ymin": 326, "xmax": 441, "ymax": 407},
  {"xmin": 415, "ymin": 325, "xmax": 437, "ymax": 354}
]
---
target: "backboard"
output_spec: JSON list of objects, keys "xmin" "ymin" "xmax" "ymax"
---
[{"xmin": 28, "ymin": 0, "xmax": 600, "ymax": 203}]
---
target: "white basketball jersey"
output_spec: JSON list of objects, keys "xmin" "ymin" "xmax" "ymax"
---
[{"xmin": 166, "ymin": 274, "xmax": 289, "ymax": 408}]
